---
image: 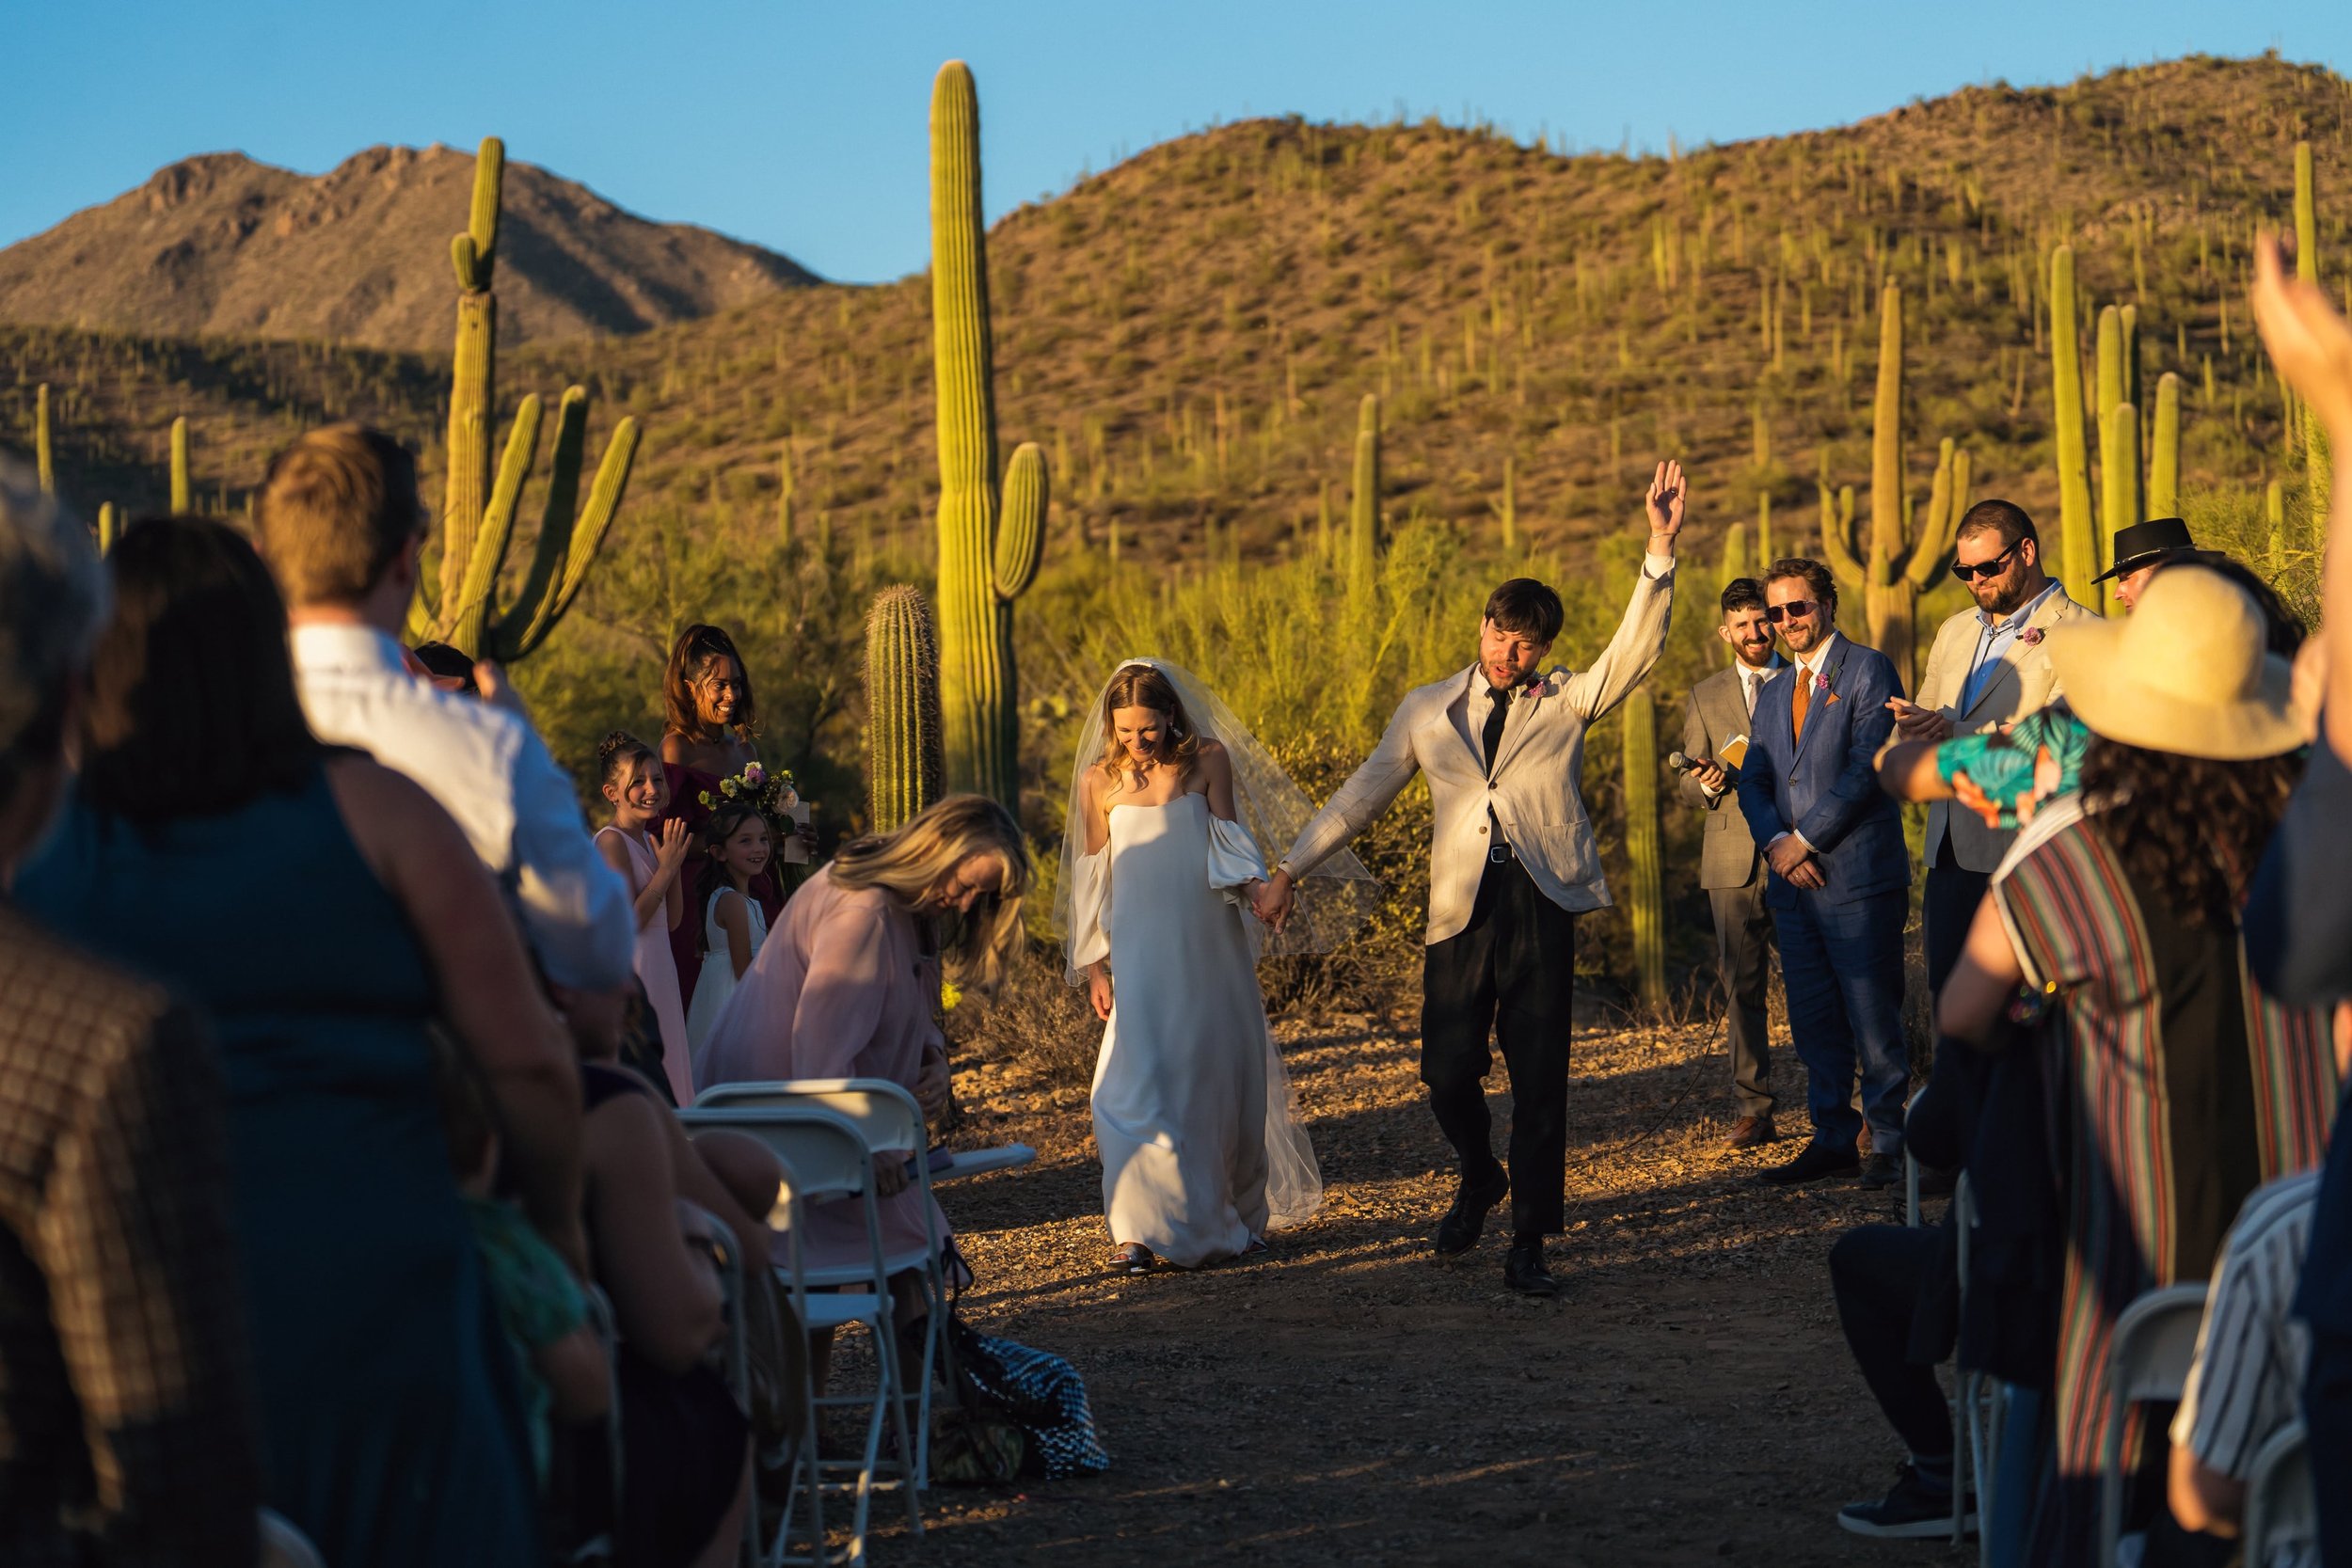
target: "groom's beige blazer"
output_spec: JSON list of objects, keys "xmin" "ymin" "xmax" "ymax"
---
[{"xmin": 1281, "ymin": 556, "xmax": 1677, "ymax": 944}]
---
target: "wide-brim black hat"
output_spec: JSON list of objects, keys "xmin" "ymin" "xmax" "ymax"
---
[{"xmin": 2091, "ymin": 516, "xmax": 2197, "ymax": 582}]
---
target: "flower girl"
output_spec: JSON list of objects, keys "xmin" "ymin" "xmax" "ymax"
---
[
  {"xmin": 593, "ymin": 732, "xmax": 695, "ymax": 1104},
  {"xmin": 686, "ymin": 801, "xmax": 773, "ymax": 1074}
]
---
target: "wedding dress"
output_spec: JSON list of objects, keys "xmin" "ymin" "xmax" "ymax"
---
[
  {"xmin": 686, "ymin": 885, "xmax": 767, "ymax": 1068},
  {"xmin": 1055, "ymin": 660, "xmax": 1377, "ymax": 1267}
]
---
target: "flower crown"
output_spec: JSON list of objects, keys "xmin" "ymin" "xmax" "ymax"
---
[{"xmin": 697, "ymin": 760, "xmax": 798, "ymax": 820}]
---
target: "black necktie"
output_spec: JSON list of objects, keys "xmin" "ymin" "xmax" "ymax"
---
[{"xmin": 1482, "ymin": 684, "xmax": 1511, "ymax": 774}]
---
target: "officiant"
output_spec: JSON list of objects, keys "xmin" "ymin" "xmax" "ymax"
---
[
  {"xmin": 1677, "ymin": 578, "xmax": 1787, "ymax": 1151},
  {"xmin": 1260, "ymin": 461, "xmax": 1685, "ymax": 1297}
]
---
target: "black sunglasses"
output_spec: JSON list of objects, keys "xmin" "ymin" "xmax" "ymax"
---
[
  {"xmin": 1950, "ymin": 542, "xmax": 2020, "ymax": 582},
  {"xmin": 1764, "ymin": 600, "xmax": 1819, "ymax": 624}
]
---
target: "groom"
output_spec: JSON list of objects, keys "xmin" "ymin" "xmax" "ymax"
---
[{"xmin": 1259, "ymin": 462, "xmax": 1684, "ymax": 1295}]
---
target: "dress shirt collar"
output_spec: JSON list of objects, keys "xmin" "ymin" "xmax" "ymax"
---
[
  {"xmin": 1977, "ymin": 578, "xmax": 2061, "ymax": 637},
  {"xmin": 290, "ymin": 620, "xmax": 413, "ymax": 676},
  {"xmin": 1790, "ymin": 630, "xmax": 1841, "ymax": 683}
]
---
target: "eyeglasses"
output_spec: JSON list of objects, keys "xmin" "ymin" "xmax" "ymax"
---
[
  {"xmin": 1950, "ymin": 542, "xmax": 2020, "ymax": 582},
  {"xmin": 1763, "ymin": 600, "xmax": 1819, "ymax": 624}
]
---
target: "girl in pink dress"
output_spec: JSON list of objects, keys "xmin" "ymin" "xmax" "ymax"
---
[{"xmin": 594, "ymin": 732, "xmax": 696, "ymax": 1105}]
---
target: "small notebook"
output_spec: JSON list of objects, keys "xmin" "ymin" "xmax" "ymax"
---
[{"xmin": 1719, "ymin": 735, "xmax": 1751, "ymax": 772}]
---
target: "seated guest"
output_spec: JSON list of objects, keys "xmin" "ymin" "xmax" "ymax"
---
[
  {"xmin": 1936, "ymin": 565, "xmax": 2338, "ymax": 1563},
  {"xmin": 556, "ymin": 984, "xmax": 753, "ymax": 1568},
  {"xmin": 2168, "ymin": 1171, "xmax": 2324, "ymax": 1564},
  {"xmin": 700, "ymin": 793, "xmax": 1028, "ymax": 1368},
  {"xmin": 18, "ymin": 516, "xmax": 584, "ymax": 1568},
  {"xmin": 0, "ymin": 477, "xmax": 261, "ymax": 1564},
  {"xmin": 660, "ymin": 623, "xmax": 804, "ymax": 1003},
  {"xmin": 252, "ymin": 423, "xmax": 634, "ymax": 993}
]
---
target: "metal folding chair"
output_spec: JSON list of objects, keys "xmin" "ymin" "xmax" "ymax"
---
[
  {"xmin": 1947, "ymin": 1174, "xmax": 2008, "ymax": 1558},
  {"xmin": 2245, "ymin": 1419, "xmax": 2312, "ymax": 1568},
  {"xmin": 695, "ymin": 1077, "xmax": 1029, "ymax": 1492},
  {"xmin": 677, "ymin": 1102, "xmax": 915, "ymax": 1567},
  {"xmin": 2098, "ymin": 1282, "xmax": 2213, "ymax": 1567}
]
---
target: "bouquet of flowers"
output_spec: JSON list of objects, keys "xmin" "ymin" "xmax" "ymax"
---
[{"xmin": 697, "ymin": 760, "xmax": 798, "ymax": 817}]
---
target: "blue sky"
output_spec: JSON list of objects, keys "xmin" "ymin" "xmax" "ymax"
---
[{"xmin": 4, "ymin": 2, "xmax": 2344, "ymax": 284}]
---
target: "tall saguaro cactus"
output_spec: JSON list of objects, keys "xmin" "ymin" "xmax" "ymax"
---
[
  {"xmin": 2297, "ymin": 141, "xmax": 2333, "ymax": 522},
  {"xmin": 1621, "ymin": 689, "xmax": 1666, "ymax": 1013},
  {"xmin": 410, "ymin": 136, "xmax": 640, "ymax": 662},
  {"xmin": 865, "ymin": 585, "xmax": 946, "ymax": 833},
  {"xmin": 1346, "ymin": 392, "xmax": 1382, "ymax": 610},
  {"xmin": 33, "ymin": 384, "xmax": 53, "ymax": 494},
  {"xmin": 1822, "ymin": 283, "xmax": 1963, "ymax": 692},
  {"xmin": 2149, "ymin": 372, "xmax": 2183, "ymax": 520},
  {"xmin": 168, "ymin": 417, "xmax": 191, "ymax": 513},
  {"xmin": 2049, "ymin": 245, "xmax": 2096, "ymax": 604},
  {"xmin": 930, "ymin": 60, "xmax": 1048, "ymax": 806}
]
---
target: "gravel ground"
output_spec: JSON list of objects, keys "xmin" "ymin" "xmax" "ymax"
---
[{"xmin": 852, "ymin": 1005, "xmax": 1969, "ymax": 1567}]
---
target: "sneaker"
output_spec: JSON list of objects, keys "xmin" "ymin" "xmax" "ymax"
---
[{"xmin": 1836, "ymin": 1463, "xmax": 1975, "ymax": 1540}]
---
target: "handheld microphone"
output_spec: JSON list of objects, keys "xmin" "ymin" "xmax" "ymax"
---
[{"xmin": 1666, "ymin": 751, "xmax": 1699, "ymax": 773}]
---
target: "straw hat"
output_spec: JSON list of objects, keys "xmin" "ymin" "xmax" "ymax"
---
[{"xmin": 2043, "ymin": 565, "xmax": 2299, "ymax": 760}]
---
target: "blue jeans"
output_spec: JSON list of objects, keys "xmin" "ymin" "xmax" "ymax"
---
[{"xmin": 1773, "ymin": 884, "xmax": 1909, "ymax": 1157}]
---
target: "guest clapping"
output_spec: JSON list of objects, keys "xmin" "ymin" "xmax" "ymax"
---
[{"xmin": 595, "ymin": 732, "xmax": 696, "ymax": 1105}]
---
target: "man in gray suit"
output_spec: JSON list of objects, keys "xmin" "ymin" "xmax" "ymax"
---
[{"xmin": 1678, "ymin": 578, "xmax": 1787, "ymax": 1148}]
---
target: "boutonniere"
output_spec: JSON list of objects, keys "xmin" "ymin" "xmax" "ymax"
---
[
  {"xmin": 1813, "ymin": 670, "xmax": 1839, "ymax": 705},
  {"xmin": 1517, "ymin": 671, "xmax": 1549, "ymax": 703},
  {"xmin": 2016, "ymin": 626, "xmax": 2045, "ymax": 647}
]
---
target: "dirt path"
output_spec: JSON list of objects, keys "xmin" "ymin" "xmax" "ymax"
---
[{"xmin": 878, "ymin": 1008, "xmax": 1968, "ymax": 1566}]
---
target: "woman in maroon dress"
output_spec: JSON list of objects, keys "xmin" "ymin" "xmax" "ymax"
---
[{"xmin": 660, "ymin": 626, "xmax": 808, "ymax": 1008}]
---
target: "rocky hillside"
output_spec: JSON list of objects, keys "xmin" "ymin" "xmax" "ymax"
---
[{"xmin": 0, "ymin": 144, "xmax": 815, "ymax": 351}]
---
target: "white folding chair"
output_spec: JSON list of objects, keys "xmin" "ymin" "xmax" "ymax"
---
[
  {"xmin": 678, "ymin": 1103, "xmax": 915, "ymax": 1568},
  {"xmin": 2245, "ymin": 1419, "xmax": 2312, "ymax": 1568},
  {"xmin": 2098, "ymin": 1282, "xmax": 2212, "ymax": 1567},
  {"xmin": 695, "ymin": 1078, "xmax": 995, "ymax": 1491},
  {"xmin": 256, "ymin": 1510, "xmax": 325, "ymax": 1568}
]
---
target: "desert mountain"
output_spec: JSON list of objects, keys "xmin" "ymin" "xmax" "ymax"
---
[{"xmin": 0, "ymin": 144, "xmax": 815, "ymax": 351}]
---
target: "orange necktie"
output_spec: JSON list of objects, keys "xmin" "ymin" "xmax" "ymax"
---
[{"xmin": 1791, "ymin": 666, "xmax": 1812, "ymax": 740}]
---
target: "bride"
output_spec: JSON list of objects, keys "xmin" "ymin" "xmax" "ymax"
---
[{"xmin": 1055, "ymin": 660, "xmax": 1375, "ymax": 1275}]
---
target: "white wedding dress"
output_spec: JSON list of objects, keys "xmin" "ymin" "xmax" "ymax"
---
[{"xmin": 1065, "ymin": 790, "xmax": 1323, "ymax": 1266}]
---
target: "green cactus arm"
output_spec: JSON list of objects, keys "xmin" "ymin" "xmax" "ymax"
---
[
  {"xmin": 864, "ymin": 584, "xmax": 946, "ymax": 833},
  {"xmin": 467, "ymin": 137, "xmax": 504, "ymax": 286},
  {"xmin": 1621, "ymin": 688, "xmax": 1666, "ymax": 1012},
  {"xmin": 34, "ymin": 384, "xmax": 54, "ymax": 494},
  {"xmin": 96, "ymin": 501, "xmax": 117, "ymax": 554},
  {"xmin": 993, "ymin": 440, "xmax": 1048, "ymax": 599},
  {"xmin": 2095, "ymin": 306, "xmax": 2123, "ymax": 423},
  {"xmin": 450, "ymin": 393, "xmax": 543, "ymax": 658},
  {"xmin": 1867, "ymin": 281, "xmax": 1903, "ymax": 581},
  {"xmin": 1950, "ymin": 446, "xmax": 1972, "ymax": 528},
  {"xmin": 450, "ymin": 233, "xmax": 480, "ymax": 293},
  {"xmin": 1820, "ymin": 483, "xmax": 1867, "ymax": 594},
  {"xmin": 1903, "ymin": 439, "xmax": 1962, "ymax": 591},
  {"xmin": 2049, "ymin": 245, "xmax": 2096, "ymax": 603},
  {"xmin": 2296, "ymin": 142, "xmax": 2319, "ymax": 285},
  {"xmin": 1720, "ymin": 519, "xmax": 1750, "ymax": 592},
  {"xmin": 493, "ymin": 414, "xmax": 638, "ymax": 661},
  {"xmin": 491, "ymin": 387, "xmax": 587, "ymax": 654},
  {"xmin": 2099, "ymin": 404, "xmax": 2141, "ymax": 617},
  {"xmin": 2150, "ymin": 373, "xmax": 2183, "ymax": 518},
  {"xmin": 168, "ymin": 417, "xmax": 191, "ymax": 514},
  {"xmin": 1756, "ymin": 490, "xmax": 1773, "ymax": 566}
]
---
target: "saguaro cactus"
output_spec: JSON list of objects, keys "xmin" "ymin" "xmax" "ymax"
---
[
  {"xmin": 2149, "ymin": 372, "xmax": 2183, "ymax": 520},
  {"xmin": 33, "ymin": 384, "xmax": 53, "ymax": 494},
  {"xmin": 1822, "ymin": 283, "xmax": 1963, "ymax": 691},
  {"xmin": 2049, "ymin": 246, "xmax": 2096, "ymax": 604},
  {"xmin": 1489, "ymin": 452, "xmax": 1518, "ymax": 551},
  {"xmin": 409, "ymin": 137, "xmax": 640, "ymax": 662},
  {"xmin": 96, "ymin": 502, "xmax": 119, "ymax": 555},
  {"xmin": 930, "ymin": 60, "xmax": 1048, "ymax": 806},
  {"xmin": 865, "ymin": 584, "xmax": 945, "ymax": 833},
  {"xmin": 1622, "ymin": 688, "xmax": 1666, "ymax": 1013},
  {"xmin": 168, "ymin": 417, "xmax": 191, "ymax": 513},
  {"xmin": 2296, "ymin": 141, "xmax": 2333, "ymax": 521},
  {"xmin": 1346, "ymin": 392, "xmax": 1382, "ymax": 611}
]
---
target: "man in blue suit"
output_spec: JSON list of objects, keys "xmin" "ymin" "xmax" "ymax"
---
[{"xmin": 1737, "ymin": 558, "xmax": 1913, "ymax": 1187}]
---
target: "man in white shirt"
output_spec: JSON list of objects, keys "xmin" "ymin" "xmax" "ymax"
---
[{"xmin": 253, "ymin": 425, "xmax": 633, "ymax": 991}]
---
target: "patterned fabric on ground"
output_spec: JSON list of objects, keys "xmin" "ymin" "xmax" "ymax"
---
[{"xmin": 947, "ymin": 1318, "xmax": 1110, "ymax": 1481}]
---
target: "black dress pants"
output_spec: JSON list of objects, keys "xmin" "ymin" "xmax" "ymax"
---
[
  {"xmin": 1924, "ymin": 834, "xmax": 1992, "ymax": 1001},
  {"xmin": 1420, "ymin": 851, "xmax": 1575, "ymax": 1241},
  {"xmin": 1828, "ymin": 1222, "xmax": 1952, "ymax": 1459}
]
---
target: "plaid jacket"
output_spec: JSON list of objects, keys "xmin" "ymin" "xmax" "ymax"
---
[{"xmin": 0, "ymin": 904, "xmax": 258, "ymax": 1565}]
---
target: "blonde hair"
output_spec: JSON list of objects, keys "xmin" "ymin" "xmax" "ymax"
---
[
  {"xmin": 254, "ymin": 424, "xmax": 422, "ymax": 608},
  {"xmin": 1094, "ymin": 664, "xmax": 1200, "ymax": 784},
  {"xmin": 831, "ymin": 793, "xmax": 1029, "ymax": 989}
]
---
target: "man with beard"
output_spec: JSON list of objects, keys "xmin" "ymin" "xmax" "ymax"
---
[
  {"xmin": 1883, "ymin": 500, "xmax": 2097, "ymax": 997},
  {"xmin": 1678, "ymin": 578, "xmax": 1788, "ymax": 1149},
  {"xmin": 1737, "ymin": 559, "xmax": 1912, "ymax": 1187}
]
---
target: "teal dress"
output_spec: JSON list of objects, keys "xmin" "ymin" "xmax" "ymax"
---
[{"xmin": 17, "ymin": 765, "xmax": 540, "ymax": 1568}]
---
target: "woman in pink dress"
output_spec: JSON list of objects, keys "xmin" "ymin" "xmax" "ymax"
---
[
  {"xmin": 593, "ymin": 732, "xmax": 696, "ymax": 1105},
  {"xmin": 698, "ymin": 795, "xmax": 1028, "ymax": 1361}
]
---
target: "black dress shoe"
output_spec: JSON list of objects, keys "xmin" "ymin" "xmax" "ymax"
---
[
  {"xmin": 1857, "ymin": 1152, "xmax": 1902, "ymax": 1189},
  {"xmin": 1756, "ymin": 1138, "xmax": 1862, "ymax": 1186},
  {"xmin": 1502, "ymin": 1241, "xmax": 1559, "ymax": 1297},
  {"xmin": 1434, "ymin": 1164, "xmax": 1510, "ymax": 1256}
]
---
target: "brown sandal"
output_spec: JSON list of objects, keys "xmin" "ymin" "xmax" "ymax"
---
[{"xmin": 1111, "ymin": 1243, "xmax": 1154, "ymax": 1275}]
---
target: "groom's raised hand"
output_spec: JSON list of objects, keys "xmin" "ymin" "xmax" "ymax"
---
[{"xmin": 1645, "ymin": 460, "xmax": 1687, "ymax": 555}]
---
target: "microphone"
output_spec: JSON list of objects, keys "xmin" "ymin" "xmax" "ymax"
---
[{"xmin": 1666, "ymin": 751, "xmax": 1699, "ymax": 773}]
